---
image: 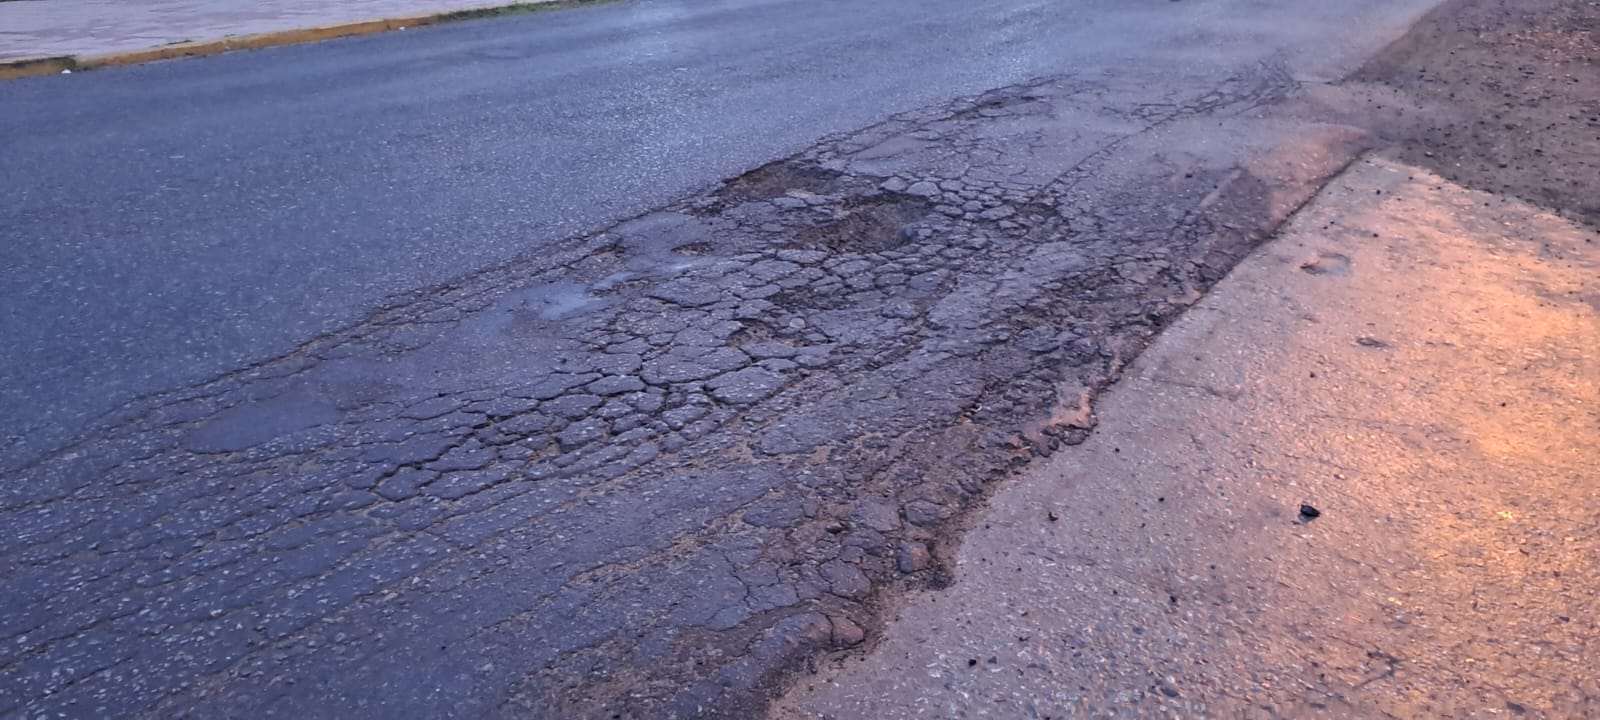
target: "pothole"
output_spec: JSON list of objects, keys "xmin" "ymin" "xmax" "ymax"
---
[
  {"xmin": 726, "ymin": 324, "xmax": 777, "ymax": 346},
  {"xmin": 792, "ymin": 195, "xmax": 933, "ymax": 253},
  {"xmin": 718, "ymin": 160, "xmax": 843, "ymax": 203},
  {"xmin": 951, "ymin": 91, "xmax": 1046, "ymax": 120}
]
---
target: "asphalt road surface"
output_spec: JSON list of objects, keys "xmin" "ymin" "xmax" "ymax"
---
[
  {"xmin": 1, "ymin": 0, "xmax": 1458, "ymax": 717},
  {"xmin": 6, "ymin": 0, "xmax": 1428, "ymax": 469}
]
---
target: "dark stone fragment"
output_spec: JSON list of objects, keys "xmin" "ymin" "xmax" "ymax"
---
[{"xmin": 896, "ymin": 542, "xmax": 931, "ymax": 573}]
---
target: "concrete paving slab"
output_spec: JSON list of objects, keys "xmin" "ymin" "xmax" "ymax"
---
[{"xmin": 773, "ymin": 155, "xmax": 1600, "ymax": 719}]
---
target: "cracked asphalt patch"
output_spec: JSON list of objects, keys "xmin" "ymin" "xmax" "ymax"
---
[{"xmin": 5, "ymin": 62, "xmax": 1389, "ymax": 718}]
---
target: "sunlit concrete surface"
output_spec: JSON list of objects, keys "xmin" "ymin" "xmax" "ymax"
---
[{"xmin": 774, "ymin": 155, "xmax": 1600, "ymax": 719}]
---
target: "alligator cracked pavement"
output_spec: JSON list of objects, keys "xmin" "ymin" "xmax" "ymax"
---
[{"xmin": 0, "ymin": 5, "xmax": 1459, "ymax": 720}]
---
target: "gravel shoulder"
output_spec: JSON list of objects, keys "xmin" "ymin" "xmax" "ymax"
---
[{"xmin": 1346, "ymin": 0, "xmax": 1600, "ymax": 226}]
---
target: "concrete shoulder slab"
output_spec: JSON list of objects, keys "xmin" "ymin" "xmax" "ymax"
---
[{"xmin": 772, "ymin": 156, "xmax": 1600, "ymax": 719}]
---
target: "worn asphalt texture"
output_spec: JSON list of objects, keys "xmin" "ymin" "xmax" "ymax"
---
[
  {"xmin": 0, "ymin": 0, "xmax": 1424, "ymax": 468},
  {"xmin": 0, "ymin": 0, "xmax": 1526, "ymax": 717}
]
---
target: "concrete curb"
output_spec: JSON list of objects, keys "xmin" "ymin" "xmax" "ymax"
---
[{"xmin": 0, "ymin": 0, "xmax": 567, "ymax": 80}]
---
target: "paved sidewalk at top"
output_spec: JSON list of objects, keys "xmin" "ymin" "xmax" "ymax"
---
[
  {"xmin": 0, "ymin": 0, "xmax": 541, "ymax": 61},
  {"xmin": 774, "ymin": 155, "xmax": 1600, "ymax": 719}
]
